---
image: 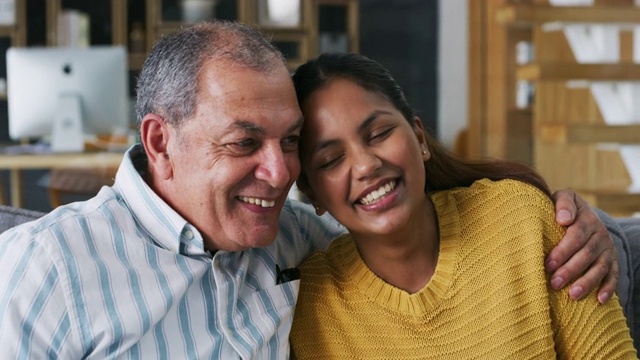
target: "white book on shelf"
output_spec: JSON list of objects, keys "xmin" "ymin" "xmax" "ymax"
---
[
  {"xmin": 57, "ymin": 9, "xmax": 90, "ymax": 47},
  {"xmin": 0, "ymin": 0, "xmax": 15, "ymax": 25}
]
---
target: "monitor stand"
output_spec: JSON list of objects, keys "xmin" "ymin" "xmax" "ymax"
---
[{"xmin": 51, "ymin": 94, "xmax": 84, "ymax": 152}]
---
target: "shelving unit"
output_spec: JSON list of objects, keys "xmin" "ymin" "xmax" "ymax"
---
[
  {"xmin": 145, "ymin": 0, "xmax": 359, "ymax": 71},
  {"xmin": 468, "ymin": 0, "xmax": 640, "ymax": 216},
  {"xmin": 0, "ymin": 0, "xmax": 359, "ymax": 119},
  {"xmin": 2, "ymin": 0, "xmax": 358, "ymax": 72}
]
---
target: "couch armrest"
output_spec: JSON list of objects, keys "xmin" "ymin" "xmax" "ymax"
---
[{"xmin": 0, "ymin": 205, "xmax": 45, "ymax": 234}]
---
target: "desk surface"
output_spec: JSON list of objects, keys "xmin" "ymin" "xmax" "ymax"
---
[
  {"xmin": 0, "ymin": 152, "xmax": 124, "ymax": 170},
  {"xmin": 0, "ymin": 151, "xmax": 125, "ymax": 208}
]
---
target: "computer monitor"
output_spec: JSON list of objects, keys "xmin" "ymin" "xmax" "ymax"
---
[{"xmin": 6, "ymin": 46, "xmax": 130, "ymax": 152}]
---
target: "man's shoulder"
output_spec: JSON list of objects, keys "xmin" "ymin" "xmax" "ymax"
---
[
  {"xmin": 0, "ymin": 187, "xmax": 125, "ymax": 245},
  {"xmin": 280, "ymin": 198, "xmax": 314, "ymax": 217},
  {"xmin": 278, "ymin": 198, "xmax": 320, "ymax": 230},
  {"xmin": 279, "ymin": 198, "xmax": 345, "ymax": 241}
]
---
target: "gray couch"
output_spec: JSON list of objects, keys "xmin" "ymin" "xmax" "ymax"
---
[
  {"xmin": 604, "ymin": 211, "xmax": 640, "ymax": 352},
  {"xmin": 0, "ymin": 205, "xmax": 638, "ymax": 351}
]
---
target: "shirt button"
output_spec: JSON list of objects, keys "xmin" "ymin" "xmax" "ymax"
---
[{"xmin": 184, "ymin": 230, "xmax": 194, "ymax": 239}]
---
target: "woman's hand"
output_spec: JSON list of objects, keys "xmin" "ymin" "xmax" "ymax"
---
[{"xmin": 546, "ymin": 189, "xmax": 619, "ymax": 304}]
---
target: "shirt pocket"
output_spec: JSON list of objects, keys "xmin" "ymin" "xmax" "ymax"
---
[
  {"xmin": 249, "ymin": 279, "xmax": 300, "ymax": 322},
  {"xmin": 234, "ymin": 280, "xmax": 300, "ymax": 359}
]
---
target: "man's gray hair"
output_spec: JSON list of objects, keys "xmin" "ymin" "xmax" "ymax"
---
[{"xmin": 135, "ymin": 20, "xmax": 285, "ymax": 127}]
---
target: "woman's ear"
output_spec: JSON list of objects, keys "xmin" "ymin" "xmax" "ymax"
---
[
  {"xmin": 312, "ymin": 203, "xmax": 326, "ymax": 216},
  {"xmin": 297, "ymin": 180, "xmax": 326, "ymax": 216},
  {"xmin": 412, "ymin": 117, "xmax": 431, "ymax": 161}
]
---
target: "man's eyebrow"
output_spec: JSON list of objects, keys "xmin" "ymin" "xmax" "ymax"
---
[
  {"xmin": 233, "ymin": 120, "xmax": 264, "ymax": 134},
  {"xmin": 288, "ymin": 117, "xmax": 304, "ymax": 133}
]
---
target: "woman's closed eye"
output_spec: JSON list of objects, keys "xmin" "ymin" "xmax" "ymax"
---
[
  {"xmin": 318, "ymin": 154, "xmax": 344, "ymax": 170},
  {"xmin": 368, "ymin": 126, "xmax": 395, "ymax": 144}
]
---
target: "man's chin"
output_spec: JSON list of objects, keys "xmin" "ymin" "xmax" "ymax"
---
[{"xmin": 231, "ymin": 226, "xmax": 279, "ymax": 250}]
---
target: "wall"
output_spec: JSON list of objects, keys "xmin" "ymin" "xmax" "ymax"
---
[
  {"xmin": 359, "ymin": 0, "xmax": 439, "ymax": 136},
  {"xmin": 359, "ymin": 0, "xmax": 469, "ymax": 150},
  {"xmin": 438, "ymin": 0, "xmax": 468, "ymax": 149}
]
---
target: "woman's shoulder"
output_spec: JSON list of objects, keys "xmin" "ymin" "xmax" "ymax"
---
[
  {"xmin": 445, "ymin": 178, "xmax": 553, "ymax": 211},
  {"xmin": 471, "ymin": 178, "xmax": 548, "ymax": 197},
  {"xmin": 432, "ymin": 178, "xmax": 558, "ymax": 236}
]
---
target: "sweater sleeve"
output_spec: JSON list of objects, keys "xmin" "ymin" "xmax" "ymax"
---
[
  {"xmin": 549, "ymin": 285, "xmax": 636, "ymax": 358},
  {"xmin": 536, "ymin": 199, "xmax": 638, "ymax": 358}
]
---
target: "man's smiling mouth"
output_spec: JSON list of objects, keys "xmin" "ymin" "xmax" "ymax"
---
[{"xmin": 239, "ymin": 196, "xmax": 276, "ymax": 208}]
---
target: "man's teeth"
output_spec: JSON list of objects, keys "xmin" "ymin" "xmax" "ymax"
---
[
  {"xmin": 360, "ymin": 181, "xmax": 396, "ymax": 205},
  {"xmin": 239, "ymin": 196, "xmax": 275, "ymax": 208}
]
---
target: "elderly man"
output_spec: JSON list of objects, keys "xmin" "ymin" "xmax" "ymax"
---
[{"xmin": 0, "ymin": 21, "xmax": 620, "ymax": 359}]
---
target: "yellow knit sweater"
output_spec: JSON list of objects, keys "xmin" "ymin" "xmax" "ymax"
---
[{"xmin": 290, "ymin": 179, "xmax": 637, "ymax": 359}]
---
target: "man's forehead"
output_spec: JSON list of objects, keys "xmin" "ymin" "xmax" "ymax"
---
[{"xmin": 201, "ymin": 66, "xmax": 292, "ymax": 100}]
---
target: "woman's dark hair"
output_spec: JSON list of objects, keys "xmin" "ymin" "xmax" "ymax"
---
[{"xmin": 292, "ymin": 52, "xmax": 551, "ymax": 196}]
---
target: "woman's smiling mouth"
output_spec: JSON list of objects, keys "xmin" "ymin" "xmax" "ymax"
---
[{"xmin": 358, "ymin": 180, "xmax": 397, "ymax": 205}]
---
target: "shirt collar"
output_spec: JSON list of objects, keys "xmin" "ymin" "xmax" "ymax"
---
[{"xmin": 113, "ymin": 144, "xmax": 207, "ymax": 256}]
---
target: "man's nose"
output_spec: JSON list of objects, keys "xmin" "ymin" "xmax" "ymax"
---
[{"xmin": 255, "ymin": 144, "xmax": 292, "ymax": 189}]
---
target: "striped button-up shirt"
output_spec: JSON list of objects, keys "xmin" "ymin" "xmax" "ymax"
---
[{"xmin": 0, "ymin": 145, "xmax": 345, "ymax": 359}]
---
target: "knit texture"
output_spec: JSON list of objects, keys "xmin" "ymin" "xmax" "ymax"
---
[{"xmin": 290, "ymin": 179, "xmax": 637, "ymax": 359}]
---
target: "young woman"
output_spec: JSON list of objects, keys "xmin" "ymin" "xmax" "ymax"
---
[{"xmin": 289, "ymin": 53, "xmax": 636, "ymax": 359}]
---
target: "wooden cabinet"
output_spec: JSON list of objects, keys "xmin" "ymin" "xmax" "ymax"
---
[{"xmin": 468, "ymin": 0, "xmax": 640, "ymax": 216}]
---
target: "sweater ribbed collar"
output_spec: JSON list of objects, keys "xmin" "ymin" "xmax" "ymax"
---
[{"xmin": 332, "ymin": 191, "xmax": 461, "ymax": 316}]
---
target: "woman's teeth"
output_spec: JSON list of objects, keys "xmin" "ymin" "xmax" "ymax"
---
[
  {"xmin": 239, "ymin": 196, "xmax": 275, "ymax": 208},
  {"xmin": 359, "ymin": 181, "xmax": 396, "ymax": 205}
]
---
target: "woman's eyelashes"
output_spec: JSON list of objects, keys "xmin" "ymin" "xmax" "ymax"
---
[
  {"xmin": 313, "ymin": 126, "xmax": 397, "ymax": 171},
  {"xmin": 318, "ymin": 153, "xmax": 344, "ymax": 170},
  {"xmin": 368, "ymin": 126, "xmax": 395, "ymax": 144}
]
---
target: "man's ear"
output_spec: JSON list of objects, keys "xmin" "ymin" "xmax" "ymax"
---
[{"xmin": 140, "ymin": 114, "xmax": 174, "ymax": 180}]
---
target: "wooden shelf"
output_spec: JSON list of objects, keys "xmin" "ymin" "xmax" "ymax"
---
[
  {"xmin": 516, "ymin": 63, "xmax": 640, "ymax": 81},
  {"xmin": 470, "ymin": 1, "xmax": 640, "ymax": 215},
  {"xmin": 0, "ymin": 152, "xmax": 124, "ymax": 170},
  {"xmin": 539, "ymin": 124, "xmax": 640, "ymax": 144},
  {"xmin": 496, "ymin": 4, "xmax": 640, "ymax": 26},
  {"xmin": 128, "ymin": 53, "xmax": 146, "ymax": 71},
  {"xmin": 578, "ymin": 188, "xmax": 640, "ymax": 216},
  {"xmin": 0, "ymin": 26, "xmax": 16, "ymax": 37}
]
